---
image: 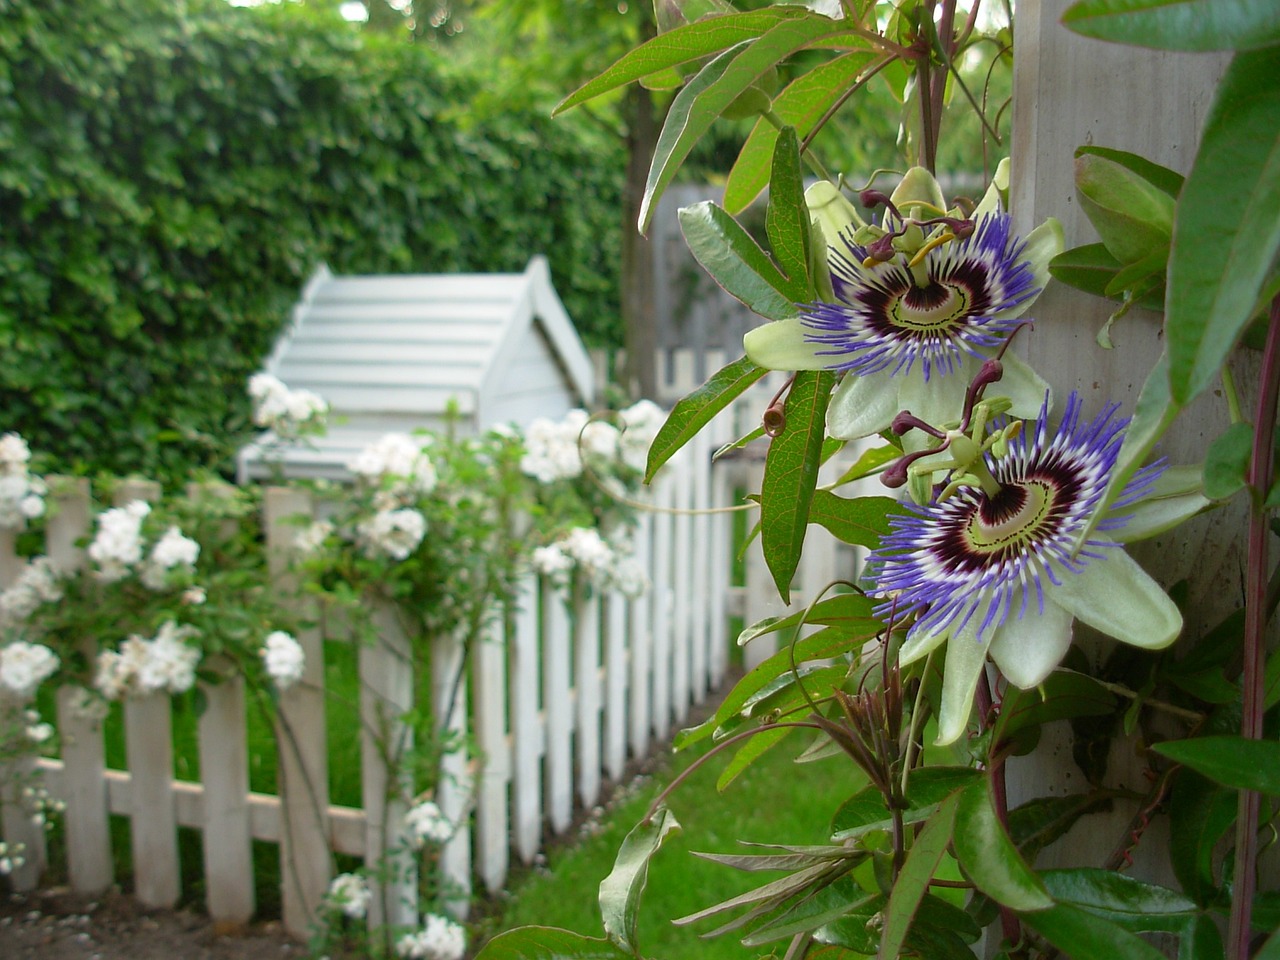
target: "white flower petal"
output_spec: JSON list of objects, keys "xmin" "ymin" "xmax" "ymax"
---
[
  {"xmin": 805, "ymin": 180, "xmax": 864, "ymax": 250},
  {"xmin": 972, "ymin": 158, "xmax": 1011, "ymax": 222},
  {"xmin": 1049, "ymin": 551, "xmax": 1181, "ymax": 650},
  {"xmin": 988, "ymin": 594, "xmax": 1074, "ymax": 689},
  {"xmin": 897, "ymin": 361, "xmax": 972, "ymax": 431},
  {"xmin": 897, "ymin": 620, "xmax": 950, "ymax": 667},
  {"xmin": 934, "ymin": 617, "xmax": 990, "ymax": 747},
  {"xmin": 992, "ymin": 217, "xmax": 1064, "ymax": 318},
  {"xmin": 998, "ymin": 352, "xmax": 1053, "ymax": 421},
  {"xmin": 825, "ymin": 368, "xmax": 900, "ymax": 439},
  {"xmin": 744, "ymin": 318, "xmax": 833, "ymax": 372},
  {"xmin": 1109, "ymin": 465, "xmax": 1210, "ymax": 543}
]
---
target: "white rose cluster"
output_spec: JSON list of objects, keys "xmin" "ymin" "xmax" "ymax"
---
[
  {"xmin": 248, "ymin": 373, "xmax": 328, "ymax": 439},
  {"xmin": 0, "ymin": 557, "xmax": 64, "ymax": 626},
  {"xmin": 140, "ymin": 526, "xmax": 200, "ymax": 590},
  {"xmin": 0, "ymin": 640, "xmax": 60, "ymax": 699},
  {"xmin": 617, "ymin": 399, "xmax": 666, "ymax": 472},
  {"xmin": 356, "ymin": 507, "xmax": 427, "ymax": 561},
  {"xmin": 348, "ymin": 433, "xmax": 438, "ymax": 502},
  {"xmin": 532, "ymin": 527, "xmax": 648, "ymax": 597},
  {"xmin": 520, "ymin": 409, "xmax": 619, "ymax": 484},
  {"xmin": 395, "ymin": 914, "xmax": 467, "ymax": 960},
  {"xmin": 325, "ymin": 871, "xmax": 372, "ymax": 920},
  {"xmin": 260, "ymin": 630, "xmax": 305, "ymax": 690},
  {"xmin": 0, "ymin": 433, "xmax": 46, "ymax": 530},
  {"xmin": 403, "ymin": 797, "xmax": 452, "ymax": 849},
  {"xmin": 87, "ymin": 500, "xmax": 151, "ymax": 582},
  {"xmin": 94, "ymin": 621, "xmax": 201, "ymax": 699}
]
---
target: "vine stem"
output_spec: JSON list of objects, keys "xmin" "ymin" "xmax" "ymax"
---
[
  {"xmin": 976, "ymin": 669, "xmax": 1021, "ymax": 949},
  {"xmin": 1229, "ymin": 294, "xmax": 1280, "ymax": 960}
]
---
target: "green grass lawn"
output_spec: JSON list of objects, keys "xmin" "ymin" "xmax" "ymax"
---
[{"xmin": 478, "ymin": 727, "xmax": 870, "ymax": 960}]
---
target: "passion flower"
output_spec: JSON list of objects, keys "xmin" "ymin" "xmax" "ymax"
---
[
  {"xmin": 869, "ymin": 392, "xmax": 1204, "ymax": 746},
  {"xmin": 744, "ymin": 161, "xmax": 1064, "ymax": 441}
]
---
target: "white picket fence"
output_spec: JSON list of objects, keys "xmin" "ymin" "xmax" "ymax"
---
[{"xmin": 0, "ymin": 349, "xmax": 862, "ymax": 937}]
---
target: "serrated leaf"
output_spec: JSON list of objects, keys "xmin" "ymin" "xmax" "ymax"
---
[
  {"xmin": 1020, "ymin": 904, "xmax": 1173, "ymax": 960},
  {"xmin": 1061, "ymin": 0, "xmax": 1280, "ymax": 52},
  {"xmin": 762, "ymin": 370, "xmax": 835, "ymax": 602},
  {"xmin": 879, "ymin": 792, "xmax": 960, "ymax": 960},
  {"xmin": 1202, "ymin": 421, "xmax": 1253, "ymax": 501},
  {"xmin": 598, "ymin": 807, "xmax": 681, "ymax": 954},
  {"xmin": 641, "ymin": 14, "xmax": 852, "ymax": 231},
  {"xmin": 1040, "ymin": 869, "xmax": 1198, "ymax": 933},
  {"xmin": 644, "ymin": 354, "xmax": 767, "ymax": 483},
  {"xmin": 554, "ymin": 8, "xmax": 808, "ymax": 115},
  {"xmin": 765, "ymin": 126, "xmax": 813, "ymax": 298},
  {"xmin": 1166, "ymin": 46, "xmax": 1280, "ymax": 405},
  {"xmin": 953, "ymin": 780, "xmax": 1053, "ymax": 911},
  {"xmin": 1154, "ymin": 734, "xmax": 1280, "ymax": 793},
  {"xmin": 679, "ymin": 201, "xmax": 803, "ymax": 318},
  {"xmin": 725, "ymin": 51, "xmax": 877, "ymax": 213},
  {"xmin": 808, "ymin": 491, "xmax": 899, "ymax": 548},
  {"xmin": 472, "ymin": 927, "xmax": 635, "ymax": 960}
]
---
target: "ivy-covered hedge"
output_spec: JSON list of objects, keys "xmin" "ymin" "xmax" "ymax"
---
[{"xmin": 0, "ymin": 0, "xmax": 623, "ymax": 483}]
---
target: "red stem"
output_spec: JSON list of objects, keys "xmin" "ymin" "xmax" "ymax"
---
[{"xmin": 1228, "ymin": 294, "xmax": 1280, "ymax": 959}]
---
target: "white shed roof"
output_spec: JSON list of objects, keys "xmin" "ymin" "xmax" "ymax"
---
[{"xmin": 236, "ymin": 256, "xmax": 595, "ymax": 483}]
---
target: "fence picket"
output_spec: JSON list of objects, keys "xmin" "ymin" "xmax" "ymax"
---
[
  {"xmin": 650, "ymin": 470, "xmax": 675, "ymax": 740},
  {"xmin": 574, "ymin": 585, "xmax": 601, "ymax": 809},
  {"xmin": 509, "ymin": 577, "xmax": 542, "ymax": 863},
  {"xmin": 627, "ymin": 514, "xmax": 653, "ymax": 760},
  {"xmin": 432, "ymin": 628, "xmax": 471, "ymax": 917},
  {"xmin": 602, "ymin": 594, "xmax": 627, "ymax": 782},
  {"xmin": 48, "ymin": 478, "xmax": 113, "ymax": 895},
  {"xmin": 671, "ymin": 451, "xmax": 693, "ymax": 724},
  {"xmin": 265, "ymin": 487, "xmax": 331, "ymax": 937},
  {"xmin": 197, "ymin": 661, "xmax": 254, "ymax": 925},
  {"xmin": 360, "ymin": 603, "xmax": 417, "ymax": 930},
  {"xmin": 472, "ymin": 616, "xmax": 509, "ymax": 894},
  {"xmin": 542, "ymin": 581, "xmax": 573, "ymax": 834},
  {"xmin": 124, "ymin": 694, "xmax": 180, "ymax": 908}
]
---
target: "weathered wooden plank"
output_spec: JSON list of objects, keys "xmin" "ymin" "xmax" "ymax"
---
[
  {"xmin": 197, "ymin": 664, "xmax": 254, "ymax": 925},
  {"xmin": 360, "ymin": 603, "xmax": 417, "ymax": 930},
  {"xmin": 472, "ymin": 616, "xmax": 510, "ymax": 894},
  {"xmin": 509, "ymin": 577, "xmax": 542, "ymax": 863},
  {"xmin": 573, "ymin": 586, "xmax": 602, "ymax": 810},
  {"xmin": 264, "ymin": 487, "xmax": 331, "ymax": 937},
  {"xmin": 124, "ymin": 693, "xmax": 180, "ymax": 909},
  {"xmin": 602, "ymin": 593, "xmax": 628, "ymax": 782},
  {"xmin": 432, "ymin": 628, "xmax": 471, "ymax": 918},
  {"xmin": 542, "ymin": 581, "xmax": 573, "ymax": 834},
  {"xmin": 627, "ymin": 514, "xmax": 654, "ymax": 759},
  {"xmin": 46, "ymin": 478, "xmax": 111, "ymax": 894}
]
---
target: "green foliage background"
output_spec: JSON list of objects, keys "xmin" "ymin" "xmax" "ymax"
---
[{"xmin": 0, "ymin": 0, "xmax": 623, "ymax": 484}]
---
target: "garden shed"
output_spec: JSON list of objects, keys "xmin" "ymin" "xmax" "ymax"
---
[{"xmin": 235, "ymin": 255, "xmax": 595, "ymax": 483}]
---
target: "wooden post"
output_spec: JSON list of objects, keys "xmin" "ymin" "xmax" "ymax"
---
[
  {"xmin": 264, "ymin": 487, "xmax": 331, "ymax": 937},
  {"xmin": 49, "ymin": 478, "xmax": 113, "ymax": 894},
  {"xmin": 360, "ymin": 602, "xmax": 417, "ymax": 930},
  {"xmin": 1007, "ymin": 0, "xmax": 1233, "ymax": 882}
]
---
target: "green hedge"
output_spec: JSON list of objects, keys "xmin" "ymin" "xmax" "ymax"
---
[{"xmin": 0, "ymin": 0, "xmax": 623, "ymax": 483}]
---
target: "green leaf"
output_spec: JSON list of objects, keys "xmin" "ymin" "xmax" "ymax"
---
[
  {"xmin": 644, "ymin": 354, "xmax": 767, "ymax": 483},
  {"xmin": 1166, "ymin": 46, "xmax": 1280, "ymax": 405},
  {"xmin": 808, "ymin": 491, "xmax": 898, "ymax": 549},
  {"xmin": 879, "ymin": 792, "xmax": 959, "ymax": 960},
  {"xmin": 1050, "ymin": 243, "xmax": 1133, "ymax": 300},
  {"xmin": 640, "ymin": 14, "xmax": 853, "ymax": 231},
  {"xmin": 1075, "ymin": 145, "xmax": 1186, "ymax": 197},
  {"xmin": 1061, "ymin": 0, "xmax": 1280, "ymax": 52},
  {"xmin": 678, "ymin": 201, "xmax": 803, "ymax": 318},
  {"xmin": 553, "ymin": 8, "xmax": 807, "ymax": 114},
  {"xmin": 1075, "ymin": 151, "xmax": 1175, "ymax": 265},
  {"xmin": 598, "ymin": 807, "xmax": 681, "ymax": 954},
  {"xmin": 832, "ymin": 442, "xmax": 900, "ymax": 486},
  {"xmin": 832, "ymin": 767, "xmax": 981, "ymax": 840},
  {"xmin": 765, "ymin": 126, "xmax": 813, "ymax": 298},
  {"xmin": 1154, "ymin": 734, "xmax": 1280, "ymax": 793},
  {"xmin": 761, "ymin": 370, "xmax": 835, "ymax": 603},
  {"xmin": 1258, "ymin": 928, "xmax": 1280, "ymax": 960},
  {"xmin": 1202, "ymin": 421, "xmax": 1254, "ymax": 500},
  {"xmin": 472, "ymin": 927, "xmax": 636, "ymax": 960},
  {"xmin": 992, "ymin": 670, "xmax": 1118, "ymax": 747},
  {"xmin": 813, "ymin": 895, "xmax": 888, "ymax": 954},
  {"xmin": 1007, "ymin": 792, "xmax": 1117, "ymax": 863},
  {"xmin": 724, "ymin": 51, "xmax": 876, "ymax": 213},
  {"xmin": 1180, "ymin": 914, "xmax": 1225, "ymax": 960},
  {"xmin": 1040, "ymin": 868, "xmax": 1198, "ymax": 933},
  {"xmin": 1169, "ymin": 771, "xmax": 1236, "ymax": 905},
  {"xmin": 953, "ymin": 780, "xmax": 1053, "ymax": 912},
  {"xmin": 1020, "ymin": 904, "xmax": 1174, "ymax": 960}
]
